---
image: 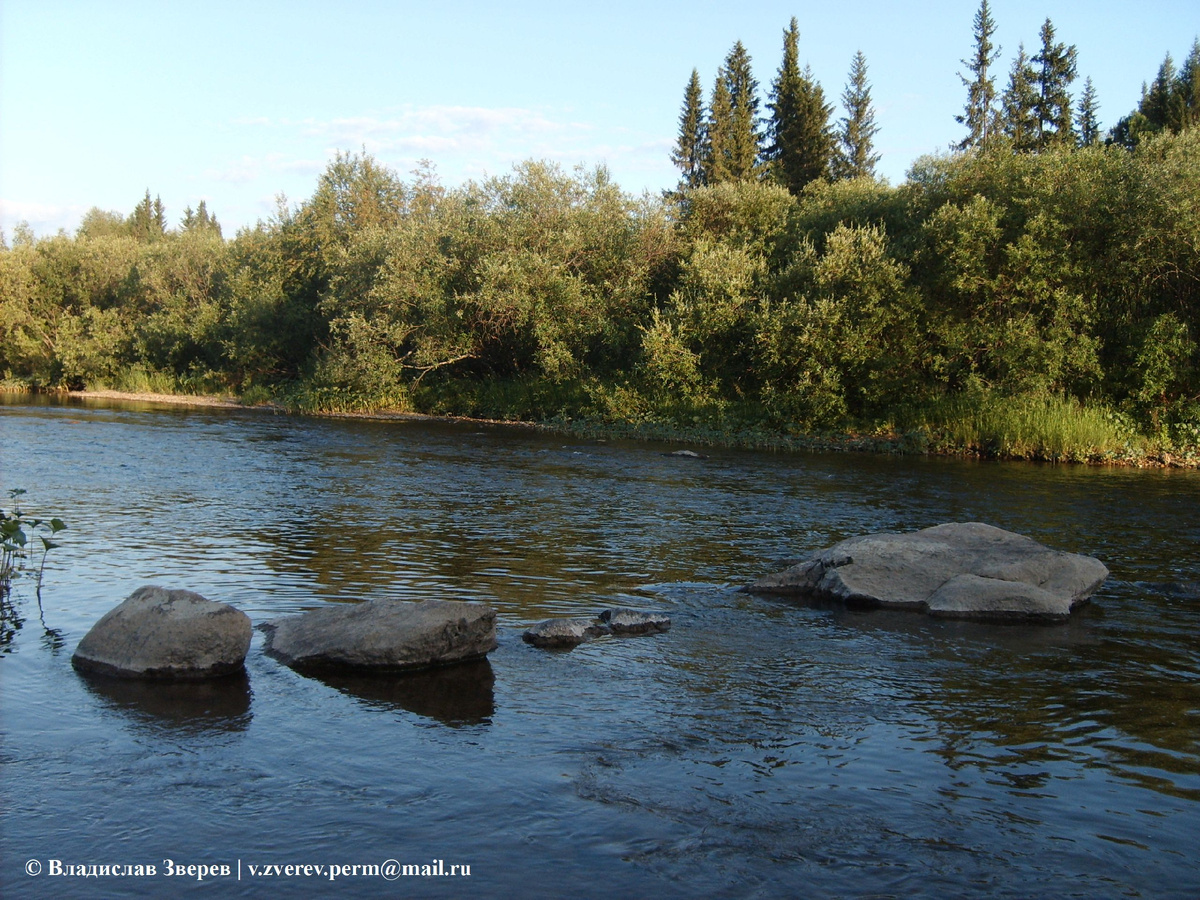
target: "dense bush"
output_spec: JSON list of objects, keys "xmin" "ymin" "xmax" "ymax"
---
[{"xmin": 2, "ymin": 135, "xmax": 1197, "ymax": 456}]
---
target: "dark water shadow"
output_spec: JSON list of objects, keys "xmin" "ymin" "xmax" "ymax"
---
[
  {"xmin": 78, "ymin": 670, "xmax": 252, "ymax": 735},
  {"xmin": 757, "ymin": 590, "xmax": 1107, "ymax": 650},
  {"xmin": 311, "ymin": 659, "xmax": 495, "ymax": 727}
]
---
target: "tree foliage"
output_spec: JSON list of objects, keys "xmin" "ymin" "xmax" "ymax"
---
[
  {"xmin": 956, "ymin": 0, "xmax": 1001, "ymax": 149},
  {"xmin": 1112, "ymin": 39, "xmax": 1200, "ymax": 147},
  {"xmin": 834, "ymin": 51, "xmax": 880, "ymax": 180},
  {"xmin": 765, "ymin": 19, "xmax": 834, "ymax": 194},
  {"xmin": 671, "ymin": 69, "xmax": 707, "ymax": 191},
  {"xmin": 704, "ymin": 42, "xmax": 764, "ymax": 183},
  {"xmin": 1032, "ymin": 18, "xmax": 1078, "ymax": 148},
  {"xmin": 1001, "ymin": 44, "xmax": 1041, "ymax": 152},
  {"xmin": 5, "ymin": 27, "xmax": 1200, "ymax": 450}
]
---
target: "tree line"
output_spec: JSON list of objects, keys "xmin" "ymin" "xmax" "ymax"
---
[
  {"xmin": 671, "ymin": 18, "xmax": 879, "ymax": 195},
  {"xmin": 1, "ymin": 6, "xmax": 1198, "ymax": 459},
  {"xmin": 672, "ymin": 2, "xmax": 1200, "ymax": 190}
]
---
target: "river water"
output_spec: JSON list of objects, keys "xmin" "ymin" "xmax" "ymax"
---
[{"xmin": 1, "ymin": 396, "xmax": 1198, "ymax": 898}]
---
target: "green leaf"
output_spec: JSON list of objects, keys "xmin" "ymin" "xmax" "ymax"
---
[
  {"xmin": 50, "ymin": 519, "xmax": 66, "ymax": 532},
  {"xmin": 41, "ymin": 538, "xmax": 58, "ymax": 551}
]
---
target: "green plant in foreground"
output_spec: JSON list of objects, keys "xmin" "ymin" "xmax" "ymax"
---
[
  {"xmin": 1, "ymin": 488, "xmax": 66, "ymax": 600},
  {"xmin": 1, "ymin": 489, "xmax": 67, "ymax": 649}
]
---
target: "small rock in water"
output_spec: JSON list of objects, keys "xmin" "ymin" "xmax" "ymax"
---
[
  {"xmin": 523, "ymin": 609, "xmax": 672, "ymax": 648},
  {"xmin": 522, "ymin": 617, "xmax": 611, "ymax": 648},
  {"xmin": 666, "ymin": 449, "xmax": 707, "ymax": 459},
  {"xmin": 598, "ymin": 608, "xmax": 671, "ymax": 635},
  {"xmin": 72, "ymin": 586, "xmax": 252, "ymax": 679}
]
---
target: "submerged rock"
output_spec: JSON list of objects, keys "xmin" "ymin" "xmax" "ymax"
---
[
  {"xmin": 72, "ymin": 586, "xmax": 252, "ymax": 679},
  {"xmin": 745, "ymin": 522, "xmax": 1108, "ymax": 622},
  {"xmin": 522, "ymin": 617, "xmax": 611, "ymax": 648},
  {"xmin": 262, "ymin": 599, "xmax": 496, "ymax": 671},
  {"xmin": 523, "ymin": 608, "xmax": 672, "ymax": 648},
  {"xmin": 665, "ymin": 449, "xmax": 707, "ymax": 459},
  {"xmin": 1143, "ymin": 581, "xmax": 1200, "ymax": 600},
  {"xmin": 599, "ymin": 608, "xmax": 672, "ymax": 635}
]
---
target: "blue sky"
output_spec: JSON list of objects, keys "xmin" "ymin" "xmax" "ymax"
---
[{"xmin": 2, "ymin": 1, "xmax": 1196, "ymax": 237}]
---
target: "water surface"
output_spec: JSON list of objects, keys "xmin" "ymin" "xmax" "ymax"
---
[{"xmin": 2, "ymin": 397, "xmax": 1198, "ymax": 897}]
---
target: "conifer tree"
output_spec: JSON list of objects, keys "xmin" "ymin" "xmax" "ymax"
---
[
  {"xmin": 767, "ymin": 19, "xmax": 832, "ymax": 193},
  {"xmin": 128, "ymin": 189, "xmax": 167, "ymax": 242},
  {"xmin": 795, "ymin": 67, "xmax": 834, "ymax": 185},
  {"xmin": 671, "ymin": 69, "xmax": 707, "ymax": 190},
  {"xmin": 834, "ymin": 51, "xmax": 880, "ymax": 179},
  {"xmin": 722, "ymin": 41, "xmax": 765, "ymax": 181},
  {"xmin": 1001, "ymin": 44, "xmax": 1040, "ymax": 152},
  {"xmin": 1178, "ymin": 39, "xmax": 1200, "ymax": 131},
  {"xmin": 1076, "ymin": 77, "xmax": 1101, "ymax": 146},
  {"xmin": 181, "ymin": 200, "xmax": 222, "ymax": 237},
  {"xmin": 1142, "ymin": 55, "xmax": 1177, "ymax": 131},
  {"xmin": 704, "ymin": 75, "xmax": 735, "ymax": 184},
  {"xmin": 1032, "ymin": 18, "xmax": 1078, "ymax": 148},
  {"xmin": 956, "ymin": 0, "xmax": 1001, "ymax": 149},
  {"xmin": 766, "ymin": 18, "xmax": 803, "ymax": 186},
  {"xmin": 1111, "ymin": 42, "xmax": 1200, "ymax": 148}
]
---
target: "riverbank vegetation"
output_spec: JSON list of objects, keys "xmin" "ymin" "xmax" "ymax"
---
[{"xmin": 2, "ymin": 7, "xmax": 1198, "ymax": 465}]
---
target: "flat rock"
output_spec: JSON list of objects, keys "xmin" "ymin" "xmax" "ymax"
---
[
  {"xmin": 599, "ymin": 608, "xmax": 671, "ymax": 635},
  {"xmin": 746, "ymin": 522, "xmax": 1108, "ymax": 622},
  {"xmin": 522, "ymin": 617, "xmax": 611, "ymax": 648},
  {"xmin": 72, "ymin": 585, "xmax": 252, "ymax": 679},
  {"xmin": 262, "ymin": 599, "xmax": 496, "ymax": 671}
]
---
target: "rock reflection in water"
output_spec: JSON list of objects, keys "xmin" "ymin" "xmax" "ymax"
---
[
  {"xmin": 312, "ymin": 659, "xmax": 495, "ymax": 726},
  {"xmin": 78, "ymin": 670, "xmax": 252, "ymax": 734}
]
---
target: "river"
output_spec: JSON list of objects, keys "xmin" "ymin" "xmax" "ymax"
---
[{"xmin": 1, "ymin": 396, "xmax": 1198, "ymax": 898}]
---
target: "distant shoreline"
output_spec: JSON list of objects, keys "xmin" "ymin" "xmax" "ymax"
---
[
  {"xmin": 67, "ymin": 389, "xmax": 251, "ymax": 409},
  {"xmin": 62, "ymin": 389, "xmax": 541, "ymax": 429},
  {"xmin": 25, "ymin": 389, "xmax": 1197, "ymax": 469}
]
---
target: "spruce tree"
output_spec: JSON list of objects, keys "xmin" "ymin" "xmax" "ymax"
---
[
  {"xmin": 956, "ymin": 0, "xmax": 1001, "ymax": 149},
  {"xmin": 1076, "ymin": 77, "xmax": 1101, "ymax": 146},
  {"xmin": 128, "ymin": 189, "xmax": 167, "ymax": 242},
  {"xmin": 834, "ymin": 51, "xmax": 880, "ymax": 179},
  {"xmin": 705, "ymin": 74, "xmax": 735, "ymax": 184},
  {"xmin": 1178, "ymin": 39, "xmax": 1200, "ymax": 131},
  {"xmin": 766, "ymin": 19, "xmax": 832, "ymax": 193},
  {"xmin": 1001, "ymin": 44, "xmax": 1040, "ymax": 152},
  {"xmin": 766, "ymin": 18, "xmax": 803, "ymax": 188},
  {"xmin": 1178, "ymin": 42, "xmax": 1199, "ymax": 129},
  {"xmin": 671, "ymin": 69, "xmax": 707, "ymax": 190},
  {"xmin": 722, "ymin": 41, "xmax": 765, "ymax": 181},
  {"xmin": 181, "ymin": 200, "xmax": 222, "ymax": 237},
  {"xmin": 1032, "ymin": 18, "xmax": 1078, "ymax": 148},
  {"xmin": 795, "ymin": 67, "xmax": 834, "ymax": 185},
  {"xmin": 1111, "ymin": 42, "xmax": 1200, "ymax": 148}
]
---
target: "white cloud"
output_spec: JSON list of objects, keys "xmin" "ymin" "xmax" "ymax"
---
[
  {"xmin": 0, "ymin": 199, "xmax": 89, "ymax": 236},
  {"xmin": 205, "ymin": 156, "xmax": 262, "ymax": 184}
]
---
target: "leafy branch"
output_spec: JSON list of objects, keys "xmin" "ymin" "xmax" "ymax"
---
[{"xmin": 1, "ymin": 489, "xmax": 66, "ymax": 645}]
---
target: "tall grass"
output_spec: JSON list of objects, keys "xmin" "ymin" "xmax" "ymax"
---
[
  {"xmin": 91, "ymin": 365, "xmax": 232, "ymax": 397},
  {"xmin": 912, "ymin": 393, "xmax": 1146, "ymax": 462}
]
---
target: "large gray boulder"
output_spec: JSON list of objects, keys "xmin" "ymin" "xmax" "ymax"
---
[
  {"xmin": 72, "ymin": 586, "xmax": 252, "ymax": 679},
  {"xmin": 261, "ymin": 599, "xmax": 496, "ymax": 671},
  {"xmin": 746, "ymin": 522, "xmax": 1108, "ymax": 621}
]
